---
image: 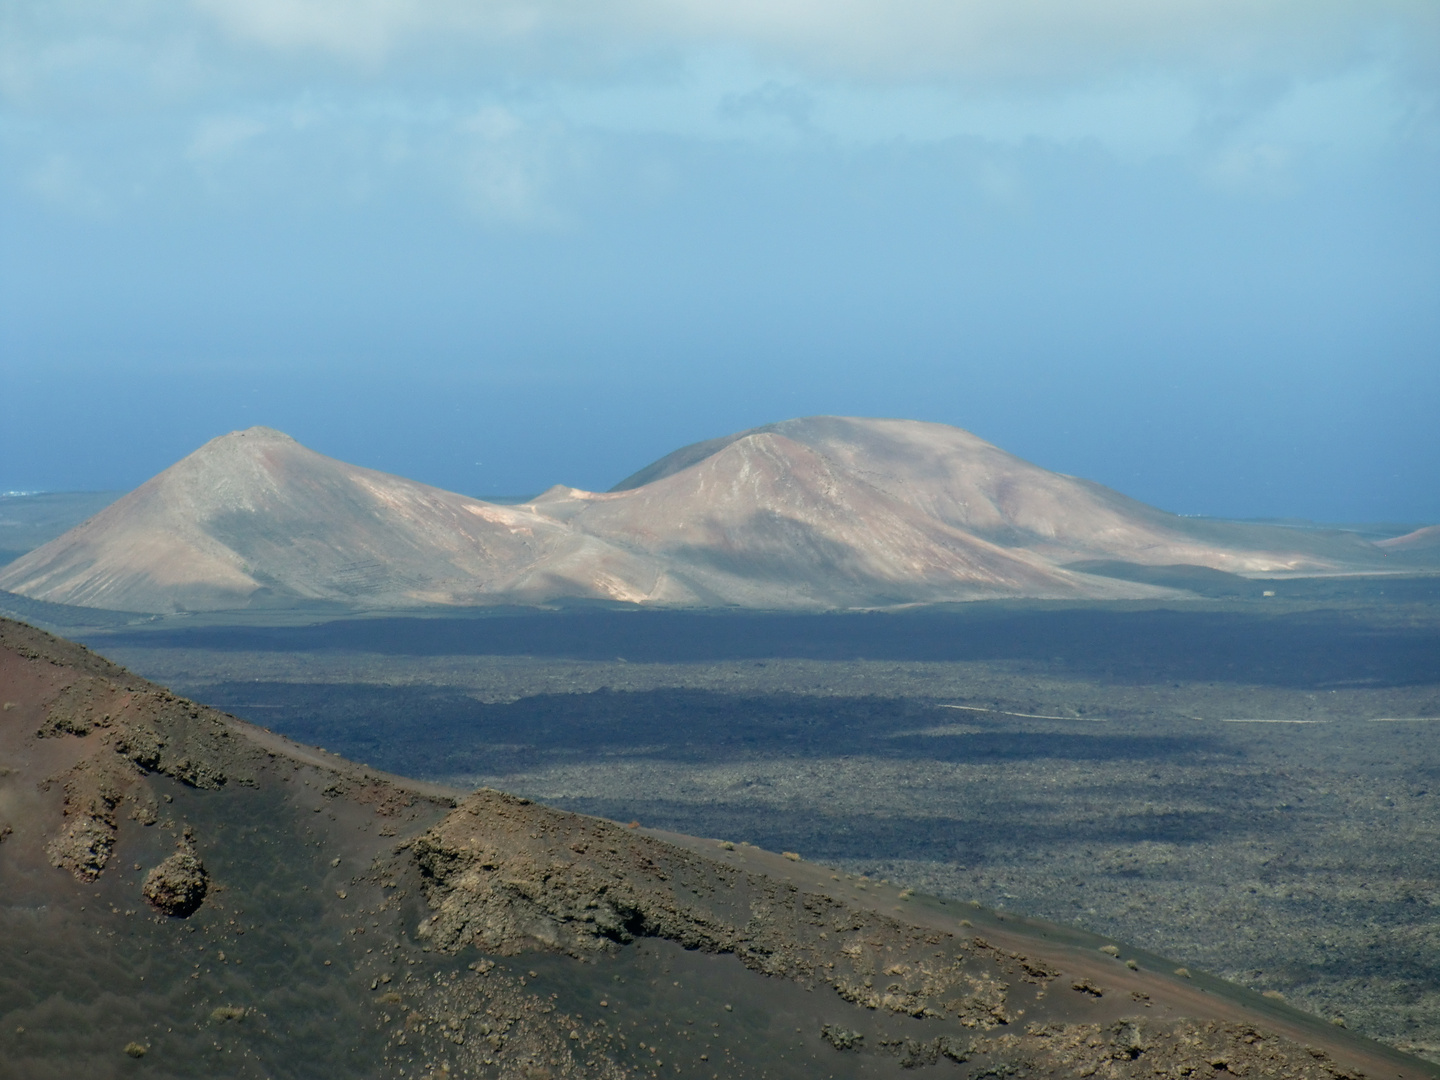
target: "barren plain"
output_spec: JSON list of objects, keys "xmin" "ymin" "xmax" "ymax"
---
[
  {"xmin": 13, "ymin": 613, "xmax": 1431, "ymax": 1080},
  {"xmin": 70, "ymin": 581, "xmax": 1440, "ymax": 1065}
]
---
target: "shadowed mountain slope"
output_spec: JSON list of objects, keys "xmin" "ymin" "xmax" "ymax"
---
[
  {"xmin": 1378, "ymin": 525, "xmax": 1440, "ymax": 563},
  {"xmin": 2, "ymin": 615, "xmax": 1436, "ymax": 1079}
]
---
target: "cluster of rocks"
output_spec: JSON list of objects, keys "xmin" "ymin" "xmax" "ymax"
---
[{"xmin": 142, "ymin": 831, "xmax": 209, "ymax": 917}]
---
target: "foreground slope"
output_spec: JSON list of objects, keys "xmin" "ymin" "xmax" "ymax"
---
[{"xmin": 1, "ymin": 616, "xmax": 1434, "ymax": 1080}]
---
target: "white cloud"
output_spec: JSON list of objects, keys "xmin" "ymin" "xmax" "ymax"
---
[
  {"xmin": 448, "ymin": 107, "xmax": 569, "ymax": 225},
  {"xmin": 460, "ymin": 105, "xmax": 523, "ymax": 141},
  {"xmin": 1, "ymin": 0, "xmax": 1432, "ymax": 225},
  {"xmin": 1201, "ymin": 142, "xmax": 1295, "ymax": 197},
  {"xmin": 974, "ymin": 157, "xmax": 1027, "ymax": 209},
  {"xmin": 25, "ymin": 153, "xmax": 108, "ymax": 213},
  {"xmin": 183, "ymin": 0, "xmax": 1437, "ymax": 90},
  {"xmin": 456, "ymin": 145, "xmax": 554, "ymax": 224},
  {"xmin": 187, "ymin": 115, "xmax": 267, "ymax": 160}
]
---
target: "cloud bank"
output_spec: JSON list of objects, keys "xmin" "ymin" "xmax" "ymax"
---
[
  {"xmin": 3, "ymin": 0, "xmax": 1432, "ymax": 224},
  {"xmin": 2, "ymin": 0, "xmax": 1436, "ymax": 522},
  {"xmin": 186, "ymin": 0, "xmax": 1434, "ymax": 87}
]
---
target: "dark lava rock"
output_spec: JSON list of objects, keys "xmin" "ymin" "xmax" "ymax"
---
[
  {"xmin": 820, "ymin": 1024, "xmax": 864, "ymax": 1051},
  {"xmin": 143, "ymin": 847, "xmax": 208, "ymax": 917}
]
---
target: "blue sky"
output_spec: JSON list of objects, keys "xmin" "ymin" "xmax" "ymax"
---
[{"xmin": 2, "ymin": 0, "xmax": 1437, "ymax": 522}]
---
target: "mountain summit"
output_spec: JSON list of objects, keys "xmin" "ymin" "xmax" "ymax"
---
[
  {"xmin": 0, "ymin": 419, "xmax": 1397, "ymax": 613},
  {"xmin": 0, "ymin": 427, "xmax": 660, "ymax": 612},
  {"xmin": 607, "ymin": 416, "xmax": 1381, "ymax": 574}
]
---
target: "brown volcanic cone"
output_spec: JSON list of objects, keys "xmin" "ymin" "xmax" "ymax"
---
[{"xmin": 0, "ymin": 427, "xmax": 661, "ymax": 613}]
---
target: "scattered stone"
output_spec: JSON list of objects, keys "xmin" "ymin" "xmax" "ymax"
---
[
  {"xmin": 143, "ymin": 839, "xmax": 208, "ymax": 917},
  {"xmin": 47, "ymin": 816, "xmax": 115, "ymax": 881},
  {"xmin": 123, "ymin": 1042, "xmax": 146, "ymax": 1058},
  {"xmin": 820, "ymin": 1023, "xmax": 864, "ymax": 1050}
]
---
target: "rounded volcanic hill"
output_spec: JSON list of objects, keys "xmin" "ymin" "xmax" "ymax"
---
[
  {"xmin": 611, "ymin": 416, "xmax": 1387, "ymax": 575},
  {"xmin": 546, "ymin": 429, "xmax": 1146, "ymax": 606},
  {"xmin": 0, "ymin": 418, "xmax": 1397, "ymax": 615},
  {"xmin": 0, "ymin": 427, "xmax": 655, "ymax": 613}
]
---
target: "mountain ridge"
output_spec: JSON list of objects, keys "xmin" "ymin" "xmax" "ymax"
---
[{"xmin": 0, "ymin": 418, "xmax": 1416, "ymax": 615}]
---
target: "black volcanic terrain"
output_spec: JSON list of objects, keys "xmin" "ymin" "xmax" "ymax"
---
[
  {"xmin": 61, "ymin": 583, "xmax": 1440, "ymax": 1066},
  {"xmin": 4, "ymin": 615, "xmax": 1436, "ymax": 1079}
]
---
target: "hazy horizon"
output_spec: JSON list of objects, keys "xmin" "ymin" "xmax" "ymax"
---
[
  {"xmin": 0, "ymin": 418, "xmax": 1435, "ymax": 534},
  {"xmin": 3, "ymin": 2, "xmax": 1437, "ymax": 523}
]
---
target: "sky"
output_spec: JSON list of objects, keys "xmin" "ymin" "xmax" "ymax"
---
[{"xmin": 2, "ymin": 0, "xmax": 1438, "ymax": 523}]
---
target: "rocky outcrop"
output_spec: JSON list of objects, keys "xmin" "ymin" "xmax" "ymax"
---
[
  {"xmin": 142, "ymin": 832, "xmax": 209, "ymax": 916},
  {"xmin": 412, "ymin": 789, "xmax": 1044, "ymax": 1028},
  {"xmin": 1, "ymin": 617, "xmax": 257, "ymax": 886}
]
